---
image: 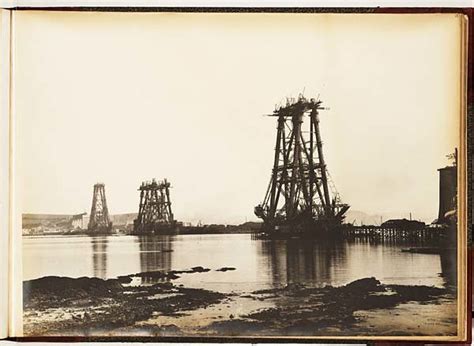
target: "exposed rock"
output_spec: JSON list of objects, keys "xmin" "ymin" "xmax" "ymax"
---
[
  {"xmin": 216, "ymin": 267, "xmax": 236, "ymax": 272},
  {"xmin": 205, "ymin": 278, "xmax": 449, "ymax": 336},
  {"xmin": 23, "ymin": 275, "xmax": 225, "ymax": 336},
  {"xmin": 117, "ymin": 276, "xmax": 133, "ymax": 284},
  {"xmin": 23, "ymin": 275, "xmax": 451, "ymax": 337},
  {"xmin": 191, "ymin": 266, "xmax": 211, "ymax": 273}
]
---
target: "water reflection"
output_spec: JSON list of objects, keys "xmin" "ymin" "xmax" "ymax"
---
[
  {"xmin": 260, "ymin": 238, "xmax": 347, "ymax": 287},
  {"xmin": 259, "ymin": 236, "xmax": 452, "ymax": 289},
  {"xmin": 136, "ymin": 235, "xmax": 173, "ymax": 284},
  {"xmin": 439, "ymin": 250, "xmax": 457, "ymax": 289},
  {"xmin": 24, "ymin": 234, "xmax": 453, "ymax": 293},
  {"xmin": 91, "ymin": 236, "xmax": 108, "ymax": 279},
  {"xmin": 346, "ymin": 235, "xmax": 442, "ymax": 247}
]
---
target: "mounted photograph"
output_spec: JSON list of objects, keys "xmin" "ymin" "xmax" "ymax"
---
[{"xmin": 7, "ymin": 10, "xmax": 468, "ymax": 341}]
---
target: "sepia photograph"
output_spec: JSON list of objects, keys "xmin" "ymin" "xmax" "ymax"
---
[{"xmin": 11, "ymin": 10, "xmax": 467, "ymax": 340}]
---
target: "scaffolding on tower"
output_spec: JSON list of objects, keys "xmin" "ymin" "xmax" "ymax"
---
[
  {"xmin": 88, "ymin": 183, "xmax": 113, "ymax": 234},
  {"xmin": 132, "ymin": 178, "xmax": 177, "ymax": 234},
  {"xmin": 254, "ymin": 95, "xmax": 349, "ymax": 236}
]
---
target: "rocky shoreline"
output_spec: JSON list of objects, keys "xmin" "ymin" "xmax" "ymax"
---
[{"xmin": 23, "ymin": 270, "xmax": 457, "ymax": 337}]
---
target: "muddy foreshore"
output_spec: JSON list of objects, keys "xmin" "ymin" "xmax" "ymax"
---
[{"xmin": 23, "ymin": 269, "xmax": 456, "ymax": 337}]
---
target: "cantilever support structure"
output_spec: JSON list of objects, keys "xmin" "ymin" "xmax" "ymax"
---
[
  {"xmin": 88, "ymin": 183, "xmax": 112, "ymax": 233},
  {"xmin": 133, "ymin": 178, "xmax": 176, "ymax": 234},
  {"xmin": 255, "ymin": 95, "xmax": 349, "ymax": 233}
]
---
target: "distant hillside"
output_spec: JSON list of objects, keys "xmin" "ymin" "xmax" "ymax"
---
[
  {"xmin": 344, "ymin": 210, "xmax": 431, "ymax": 226},
  {"xmin": 344, "ymin": 210, "xmax": 383, "ymax": 226},
  {"xmin": 22, "ymin": 213, "xmax": 136, "ymax": 226},
  {"xmin": 110, "ymin": 213, "xmax": 137, "ymax": 225},
  {"xmin": 22, "ymin": 213, "xmax": 261, "ymax": 228},
  {"xmin": 23, "ymin": 211, "xmax": 381, "ymax": 227},
  {"xmin": 23, "ymin": 213, "xmax": 72, "ymax": 220},
  {"xmin": 22, "ymin": 214, "xmax": 72, "ymax": 226}
]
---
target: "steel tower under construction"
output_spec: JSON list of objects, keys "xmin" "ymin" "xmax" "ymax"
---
[
  {"xmin": 133, "ymin": 179, "xmax": 176, "ymax": 234},
  {"xmin": 88, "ymin": 183, "xmax": 113, "ymax": 234},
  {"xmin": 255, "ymin": 95, "xmax": 349, "ymax": 235}
]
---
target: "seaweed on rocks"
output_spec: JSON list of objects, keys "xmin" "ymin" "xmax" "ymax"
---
[
  {"xmin": 204, "ymin": 277, "xmax": 450, "ymax": 336},
  {"xmin": 216, "ymin": 267, "xmax": 236, "ymax": 272},
  {"xmin": 23, "ymin": 275, "xmax": 451, "ymax": 337},
  {"xmin": 23, "ymin": 275, "xmax": 225, "ymax": 336}
]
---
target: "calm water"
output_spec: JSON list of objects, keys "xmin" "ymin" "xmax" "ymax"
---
[{"xmin": 23, "ymin": 234, "xmax": 455, "ymax": 293}]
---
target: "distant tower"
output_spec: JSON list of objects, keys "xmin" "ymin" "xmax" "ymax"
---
[
  {"xmin": 133, "ymin": 178, "xmax": 175, "ymax": 234},
  {"xmin": 437, "ymin": 149, "xmax": 457, "ymax": 224},
  {"xmin": 88, "ymin": 183, "xmax": 112, "ymax": 233}
]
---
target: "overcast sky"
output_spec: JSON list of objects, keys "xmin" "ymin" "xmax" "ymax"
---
[{"xmin": 15, "ymin": 11, "xmax": 462, "ymax": 224}]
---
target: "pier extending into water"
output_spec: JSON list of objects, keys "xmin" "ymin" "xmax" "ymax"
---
[{"xmin": 342, "ymin": 224, "xmax": 453, "ymax": 243}]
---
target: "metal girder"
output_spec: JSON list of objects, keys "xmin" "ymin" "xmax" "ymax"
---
[
  {"xmin": 88, "ymin": 183, "xmax": 112, "ymax": 233},
  {"xmin": 255, "ymin": 95, "xmax": 349, "ymax": 231},
  {"xmin": 133, "ymin": 178, "xmax": 175, "ymax": 234}
]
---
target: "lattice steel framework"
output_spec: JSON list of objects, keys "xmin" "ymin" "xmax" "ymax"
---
[
  {"xmin": 133, "ymin": 179, "xmax": 175, "ymax": 234},
  {"xmin": 255, "ymin": 96, "xmax": 349, "ymax": 232},
  {"xmin": 88, "ymin": 183, "xmax": 112, "ymax": 233}
]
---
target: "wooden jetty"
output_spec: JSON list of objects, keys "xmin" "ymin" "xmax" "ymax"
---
[{"xmin": 343, "ymin": 224, "xmax": 452, "ymax": 243}]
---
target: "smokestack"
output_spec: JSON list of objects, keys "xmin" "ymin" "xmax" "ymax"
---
[{"xmin": 437, "ymin": 165, "xmax": 457, "ymax": 223}]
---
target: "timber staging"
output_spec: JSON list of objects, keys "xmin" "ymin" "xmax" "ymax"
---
[{"xmin": 342, "ymin": 224, "xmax": 455, "ymax": 242}]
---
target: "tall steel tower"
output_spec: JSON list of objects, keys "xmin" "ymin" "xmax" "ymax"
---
[
  {"xmin": 88, "ymin": 183, "xmax": 112, "ymax": 233},
  {"xmin": 133, "ymin": 178, "xmax": 176, "ymax": 234},
  {"xmin": 255, "ymin": 95, "xmax": 349, "ymax": 235}
]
